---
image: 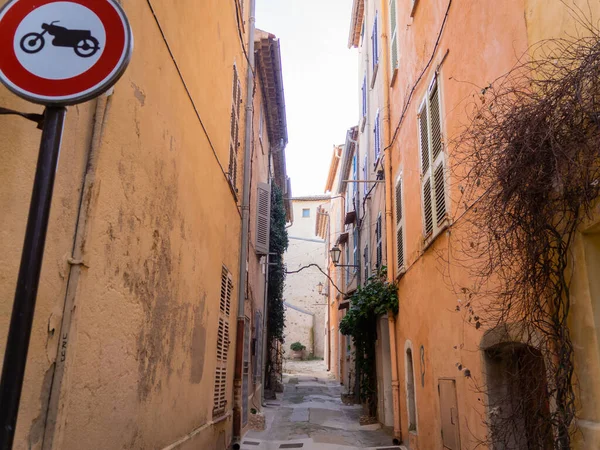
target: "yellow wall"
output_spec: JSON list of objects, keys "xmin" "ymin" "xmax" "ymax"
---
[{"xmin": 0, "ymin": 0, "xmax": 249, "ymax": 448}]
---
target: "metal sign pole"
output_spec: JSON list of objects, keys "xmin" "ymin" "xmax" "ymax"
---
[{"xmin": 0, "ymin": 106, "xmax": 66, "ymax": 450}]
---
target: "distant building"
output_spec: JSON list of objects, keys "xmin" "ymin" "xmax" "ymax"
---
[{"xmin": 283, "ymin": 197, "xmax": 330, "ymax": 359}]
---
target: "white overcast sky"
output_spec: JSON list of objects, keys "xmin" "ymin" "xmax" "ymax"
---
[{"xmin": 256, "ymin": 0, "xmax": 358, "ymax": 197}]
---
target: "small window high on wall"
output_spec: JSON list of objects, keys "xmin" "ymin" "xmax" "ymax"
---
[{"xmin": 302, "ymin": 208, "xmax": 310, "ymax": 218}]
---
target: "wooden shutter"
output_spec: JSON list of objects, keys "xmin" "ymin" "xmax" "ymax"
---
[
  {"xmin": 213, "ymin": 267, "xmax": 233, "ymax": 417},
  {"xmin": 419, "ymin": 100, "xmax": 433, "ymax": 236},
  {"xmin": 255, "ymin": 182, "xmax": 271, "ymax": 255},
  {"xmin": 429, "ymin": 82, "xmax": 447, "ymax": 226},
  {"xmin": 228, "ymin": 66, "xmax": 242, "ymax": 191},
  {"xmin": 363, "ymin": 155, "xmax": 368, "ymax": 196},
  {"xmin": 372, "ymin": 15, "xmax": 379, "ymax": 70},
  {"xmin": 389, "ymin": 0, "xmax": 398, "ymax": 70},
  {"xmin": 362, "ymin": 76, "xmax": 367, "ymax": 118},
  {"xmin": 395, "ymin": 178, "xmax": 405, "ymax": 272},
  {"xmin": 420, "ymin": 79, "xmax": 447, "ymax": 238}
]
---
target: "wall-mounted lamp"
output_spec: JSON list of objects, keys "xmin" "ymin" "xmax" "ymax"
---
[
  {"xmin": 329, "ymin": 245, "xmax": 358, "ymax": 268},
  {"xmin": 317, "ymin": 282, "xmax": 324, "ymax": 294}
]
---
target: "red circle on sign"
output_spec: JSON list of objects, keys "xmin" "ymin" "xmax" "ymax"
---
[{"xmin": 0, "ymin": 0, "xmax": 130, "ymax": 104}]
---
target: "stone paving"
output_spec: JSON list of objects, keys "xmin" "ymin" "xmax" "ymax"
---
[{"xmin": 242, "ymin": 360, "xmax": 406, "ymax": 450}]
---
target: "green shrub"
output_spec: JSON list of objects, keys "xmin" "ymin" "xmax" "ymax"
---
[{"xmin": 290, "ymin": 342, "xmax": 305, "ymax": 351}]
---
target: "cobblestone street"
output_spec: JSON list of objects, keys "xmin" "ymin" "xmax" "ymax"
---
[{"xmin": 242, "ymin": 360, "xmax": 405, "ymax": 450}]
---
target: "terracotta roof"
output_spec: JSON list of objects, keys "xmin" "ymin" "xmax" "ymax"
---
[
  {"xmin": 325, "ymin": 145, "xmax": 342, "ymax": 193},
  {"xmin": 292, "ymin": 195, "xmax": 331, "ymax": 202},
  {"xmin": 337, "ymin": 126, "xmax": 359, "ymax": 195},
  {"xmin": 348, "ymin": 0, "xmax": 365, "ymax": 48},
  {"xmin": 315, "ymin": 206, "xmax": 329, "ymax": 239}
]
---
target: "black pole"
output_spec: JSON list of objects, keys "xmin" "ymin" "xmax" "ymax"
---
[{"xmin": 0, "ymin": 106, "xmax": 66, "ymax": 450}]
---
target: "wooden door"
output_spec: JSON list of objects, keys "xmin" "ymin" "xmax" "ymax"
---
[{"xmin": 439, "ymin": 379, "xmax": 460, "ymax": 449}]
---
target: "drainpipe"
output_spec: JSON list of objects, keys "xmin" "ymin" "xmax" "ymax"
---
[
  {"xmin": 381, "ymin": 0, "xmax": 402, "ymax": 441},
  {"xmin": 235, "ymin": 0, "xmax": 256, "ymax": 438}
]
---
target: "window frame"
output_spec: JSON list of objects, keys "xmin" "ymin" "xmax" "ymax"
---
[
  {"xmin": 302, "ymin": 208, "xmax": 310, "ymax": 218},
  {"xmin": 370, "ymin": 12, "xmax": 379, "ymax": 87}
]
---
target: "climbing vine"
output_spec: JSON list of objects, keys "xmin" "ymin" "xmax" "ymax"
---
[
  {"xmin": 449, "ymin": 19, "xmax": 600, "ymax": 449},
  {"xmin": 265, "ymin": 184, "xmax": 288, "ymax": 391},
  {"xmin": 339, "ymin": 267, "xmax": 398, "ymax": 417}
]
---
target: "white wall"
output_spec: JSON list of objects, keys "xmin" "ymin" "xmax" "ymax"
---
[{"xmin": 283, "ymin": 199, "xmax": 329, "ymax": 357}]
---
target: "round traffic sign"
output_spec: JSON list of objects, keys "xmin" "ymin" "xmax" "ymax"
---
[{"xmin": 0, "ymin": 0, "xmax": 133, "ymax": 105}]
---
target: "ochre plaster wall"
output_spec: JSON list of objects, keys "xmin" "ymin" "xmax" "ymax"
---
[
  {"xmin": 388, "ymin": 0, "xmax": 529, "ymax": 448},
  {"xmin": 0, "ymin": 0, "xmax": 249, "ymax": 448}
]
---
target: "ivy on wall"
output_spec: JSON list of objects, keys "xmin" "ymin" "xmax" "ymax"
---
[
  {"xmin": 339, "ymin": 267, "xmax": 398, "ymax": 416},
  {"xmin": 265, "ymin": 184, "xmax": 288, "ymax": 390}
]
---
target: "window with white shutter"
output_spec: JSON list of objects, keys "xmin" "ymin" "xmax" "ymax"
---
[
  {"xmin": 376, "ymin": 213, "xmax": 383, "ymax": 269},
  {"xmin": 228, "ymin": 65, "xmax": 242, "ymax": 193},
  {"xmin": 255, "ymin": 182, "xmax": 271, "ymax": 255},
  {"xmin": 213, "ymin": 267, "xmax": 233, "ymax": 417},
  {"xmin": 389, "ymin": 0, "xmax": 399, "ymax": 73},
  {"xmin": 419, "ymin": 77, "xmax": 447, "ymax": 240},
  {"xmin": 395, "ymin": 177, "xmax": 405, "ymax": 274}
]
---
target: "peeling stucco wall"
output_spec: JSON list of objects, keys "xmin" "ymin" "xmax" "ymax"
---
[{"xmin": 0, "ymin": 0, "xmax": 250, "ymax": 448}]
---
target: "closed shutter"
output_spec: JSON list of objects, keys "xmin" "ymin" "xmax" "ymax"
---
[
  {"xmin": 389, "ymin": 0, "xmax": 398, "ymax": 71},
  {"xmin": 362, "ymin": 76, "xmax": 367, "ymax": 118},
  {"xmin": 255, "ymin": 182, "xmax": 271, "ymax": 255},
  {"xmin": 213, "ymin": 267, "xmax": 233, "ymax": 417},
  {"xmin": 228, "ymin": 66, "xmax": 242, "ymax": 192},
  {"xmin": 371, "ymin": 14, "xmax": 379, "ymax": 70},
  {"xmin": 364, "ymin": 245, "xmax": 369, "ymax": 281},
  {"xmin": 395, "ymin": 178, "xmax": 405, "ymax": 272},
  {"xmin": 419, "ymin": 99, "xmax": 433, "ymax": 236},
  {"xmin": 429, "ymin": 83, "xmax": 447, "ymax": 225}
]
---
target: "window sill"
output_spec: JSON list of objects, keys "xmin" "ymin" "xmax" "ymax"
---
[{"xmin": 422, "ymin": 218, "xmax": 450, "ymax": 252}]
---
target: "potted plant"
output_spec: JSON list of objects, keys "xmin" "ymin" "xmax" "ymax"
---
[{"xmin": 290, "ymin": 342, "xmax": 306, "ymax": 360}]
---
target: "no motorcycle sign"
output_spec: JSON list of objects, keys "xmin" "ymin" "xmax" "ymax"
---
[{"xmin": 0, "ymin": 0, "xmax": 133, "ymax": 105}]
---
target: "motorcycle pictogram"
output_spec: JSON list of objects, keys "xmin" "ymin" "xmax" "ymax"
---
[{"xmin": 20, "ymin": 21, "xmax": 100, "ymax": 58}]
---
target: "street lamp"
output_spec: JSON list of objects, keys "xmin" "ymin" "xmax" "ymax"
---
[
  {"xmin": 329, "ymin": 245, "xmax": 358, "ymax": 268},
  {"xmin": 317, "ymin": 282, "xmax": 324, "ymax": 294},
  {"xmin": 330, "ymin": 245, "xmax": 342, "ymax": 265}
]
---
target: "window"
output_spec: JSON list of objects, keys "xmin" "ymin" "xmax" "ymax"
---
[
  {"xmin": 371, "ymin": 13, "xmax": 379, "ymax": 79},
  {"xmin": 376, "ymin": 213, "xmax": 383, "ymax": 269},
  {"xmin": 255, "ymin": 183, "xmax": 271, "ymax": 255},
  {"xmin": 419, "ymin": 78, "xmax": 447, "ymax": 239},
  {"xmin": 352, "ymin": 153, "xmax": 358, "ymax": 203},
  {"xmin": 395, "ymin": 177, "xmax": 405, "ymax": 273},
  {"xmin": 353, "ymin": 228, "xmax": 358, "ymax": 274},
  {"xmin": 389, "ymin": 0, "xmax": 399, "ymax": 73},
  {"xmin": 345, "ymin": 244, "xmax": 351, "ymax": 284},
  {"xmin": 374, "ymin": 109, "xmax": 381, "ymax": 162},
  {"xmin": 406, "ymin": 347, "xmax": 417, "ymax": 432},
  {"xmin": 242, "ymin": 317, "xmax": 250, "ymax": 426},
  {"xmin": 228, "ymin": 65, "xmax": 242, "ymax": 192},
  {"xmin": 302, "ymin": 208, "xmax": 310, "ymax": 218},
  {"xmin": 258, "ymin": 103, "xmax": 264, "ymax": 141},
  {"xmin": 363, "ymin": 155, "xmax": 368, "ymax": 197},
  {"xmin": 253, "ymin": 311, "xmax": 263, "ymax": 383},
  {"xmin": 213, "ymin": 266, "xmax": 233, "ymax": 417},
  {"xmin": 361, "ymin": 75, "xmax": 367, "ymax": 119}
]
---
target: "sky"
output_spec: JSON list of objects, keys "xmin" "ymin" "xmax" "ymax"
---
[{"xmin": 256, "ymin": 0, "xmax": 358, "ymax": 197}]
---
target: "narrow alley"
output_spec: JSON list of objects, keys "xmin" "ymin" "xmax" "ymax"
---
[{"xmin": 242, "ymin": 361, "xmax": 402, "ymax": 450}]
